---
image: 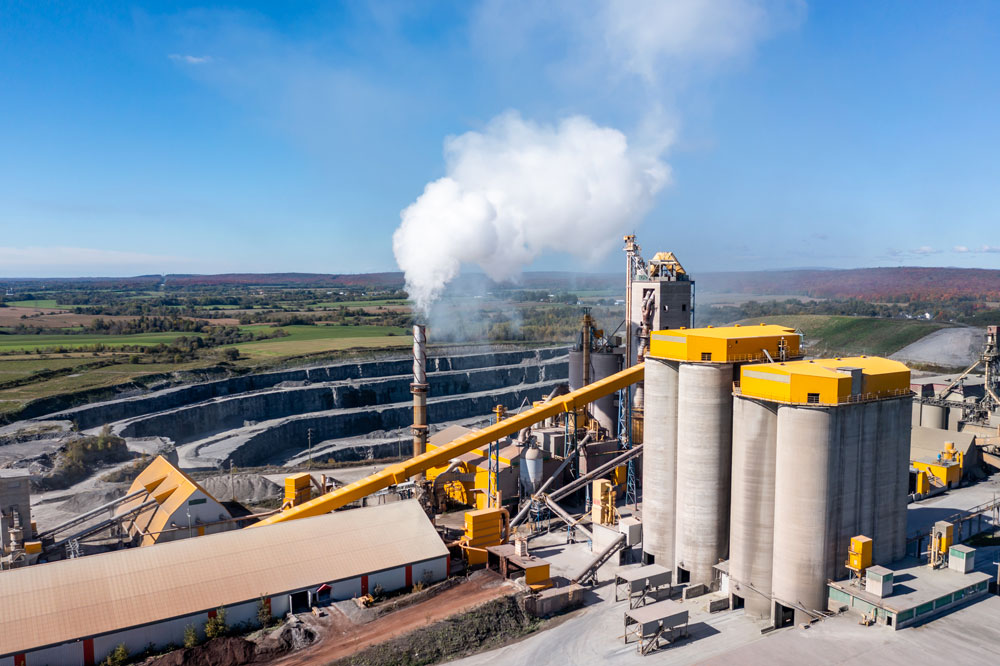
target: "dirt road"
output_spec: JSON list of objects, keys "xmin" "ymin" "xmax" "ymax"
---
[{"xmin": 268, "ymin": 573, "xmax": 516, "ymax": 666}]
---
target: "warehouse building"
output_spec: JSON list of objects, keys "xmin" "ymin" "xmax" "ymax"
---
[{"xmin": 0, "ymin": 500, "xmax": 448, "ymax": 666}]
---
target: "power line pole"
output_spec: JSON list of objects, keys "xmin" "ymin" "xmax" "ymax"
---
[{"xmin": 307, "ymin": 428, "xmax": 314, "ymax": 469}]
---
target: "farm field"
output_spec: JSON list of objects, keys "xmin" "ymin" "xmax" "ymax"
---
[
  {"xmin": 0, "ymin": 331, "xmax": 199, "ymax": 352},
  {"xmin": 229, "ymin": 324, "xmax": 411, "ymax": 358},
  {"xmin": 728, "ymin": 314, "xmax": 951, "ymax": 357}
]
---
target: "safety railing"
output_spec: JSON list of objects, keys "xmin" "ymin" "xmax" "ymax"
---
[{"xmin": 732, "ymin": 383, "xmax": 913, "ymax": 407}]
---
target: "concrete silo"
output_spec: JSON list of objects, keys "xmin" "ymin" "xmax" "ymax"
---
[
  {"xmin": 737, "ymin": 356, "xmax": 911, "ymax": 626},
  {"xmin": 642, "ymin": 323, "xmax": 801, "ymax": 584},
  {"xmin": 728, "ymin": 395, "xmax": 779, "ymax": 617},
  {"xmin": 569, "ymin": 349, "xmax": 624, "ymax": 435},
  {"xmin": 641, "ymin": 356, "xmax": 679, "ymax": 567}
]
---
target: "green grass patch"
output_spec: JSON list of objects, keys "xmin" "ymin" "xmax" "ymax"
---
[
  {"xmin": 728, "ymin": 314, "xmax": 950, "ymax": 357},
  {"xmin": 231, "ymin": 324, "xmax": 411, "ymax": 358},
  {"xmin": 6, "ymin": 299, "xmax": 69, "ymax": 308},
  {"xmin": 0, "ymin": 332, "xmax": 200, "ymax": 352}
]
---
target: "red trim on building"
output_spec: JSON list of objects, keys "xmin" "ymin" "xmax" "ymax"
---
[
  {"xmin": 361, "ymin": 575, "xmax": 369, "ymax": 596},
  {"xmin": 14, "ymin": 654, "xmax": 26, "ymax": 666},
  {"xmin": 207, "ymin": 609, "xmax": 217, "ymax": 619},
  {"xmin": 405, "ymin": 565, "xmax": 413, "ymax": 588},
  {"xmin": 446, "ymin": 555, "xmax": 451, "ymax": 577},
  {"xmin": 83, "ymin": 638, "xmax": 95, "ymax": 666}
]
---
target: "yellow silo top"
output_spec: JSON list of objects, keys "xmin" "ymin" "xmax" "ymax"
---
[
  {"xmin": 648, "ymin": 323, "xmax": 801, "ymax": 363},
  {"xmin": 738, "ymin": 356, "xmax": 910, "ymax": 405}
]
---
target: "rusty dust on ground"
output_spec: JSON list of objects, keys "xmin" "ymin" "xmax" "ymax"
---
[{"xmin": 268, "ymin": 571, "xmax": 518, "ymax": 666}]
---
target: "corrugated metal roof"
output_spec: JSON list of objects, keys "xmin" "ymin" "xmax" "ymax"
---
[{"xmin": 0, "ymin": 500, "xmax": 446, "ymax": 656}]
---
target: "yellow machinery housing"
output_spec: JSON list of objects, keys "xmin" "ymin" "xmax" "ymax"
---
[
  {"xmin": 461, "ymin": 507, "xmax": 508, "ymax": 565},
  {"xmin": 739, "ymin": 356, "xmax": 910, "ymax": 406},
  {"xmin": 649, "ymin": 324, "xmax": 801, "ymax": 364},
  {"xmin": 847, "ymin": 535, "xmax": 873, "ymax": 573},
  {"xmin": 592, "ymin": 479, "xmax": 616, "ymax": 526},
  {"xmin": 251, "ymin": 364, "xmax": 644, "ymax": 527},
  {"xmin": 912, "ymin": 459, "xmax": 961, "ymax": 490},
  {"xmin": 283, "ymin": 473, "xmax": 312, "ymax": 508}
]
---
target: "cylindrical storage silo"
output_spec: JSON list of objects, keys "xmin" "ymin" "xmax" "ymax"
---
[
  {"xmin": 911, "ymin": 400, "xmax": 921, "ymax": 426},
  {"xmin": 674, "ymin": 362, "xmax": 734, "ymax": 586},
  {"xmin": 772, "ymin": 404, "xmax": 841, "ymax": 624},
  {"xmin": 729, "ymin": 396, "xmax": 778, "ymax": 618},
  {"xmin": 884, "ymin": 397, "xmax": 912, "ymax": 562},
  {"xmin": 641, "ymin": 356, "xmax": 679, "ymax": 566},
  {"xmin": 591, "ymin": 351, "xmax": 623, "ymax": 434},
  {"xmin": 568, "ymin": 350, "xmax": 584, "ymax": 391},
  {"xmin": 921, "ymin": 403, "xmax": 945, "ymax": 429},
  {"xmin": 523, "ymin": 446, "xmax": 544, "ymax": 494}
]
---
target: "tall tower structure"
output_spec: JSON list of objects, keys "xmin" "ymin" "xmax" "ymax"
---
[{"xmin": 629, "ymin": 251, "xmax": 694, "ymax": 367}]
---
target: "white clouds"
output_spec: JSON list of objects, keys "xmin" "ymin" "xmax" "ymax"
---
[
  {"xmin": 912, "ymin": 245, "xmax": 939, "ymax": 255},
  {"xmin": 0, "ymin": 247, "xmax": 180, "ymax": 275},
  {"xmin": 168, "ymin": 54, "xmax": 212, "ymax": 65},
  {"xmin": 602, "ymin": 0, "xmax": 804, "ymax": 80},
  {"xmin": 953, "ymin": 244, "xmax": 1000, "ymax": 254},
  {"xmin": 954, "ymin": 245, "xmax": 970, "ymax": 253},
  {"xmin": 393, "ymin": 112, "xmax": 669, "ymax": 314}
]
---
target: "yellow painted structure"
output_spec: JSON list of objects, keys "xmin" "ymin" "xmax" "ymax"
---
[
  {"xmin": 934, "ymin": 521, "xmax": 954, "ymax": 554},
  {"xmin": 284, "ymin": 473, "xmax": 312, "ymax": 507},
  {"xmin": 462, "ymin": 508, "xmax": 507, "ymax": 565},
  {"xmin": 523, "ymin": 561, "xmax": 552, "ymax": 590},
  {"xmin": 739, "ymin": 356, "xmax": 910, "ymax": 406},
  {"xmin": 24, "ymin": 541, "xmax": 41, "ymax": 555},
  {"xmin": 592, "ymin": 479, "xmax": 616, "ymax": 526},
  {"xmin": 914, "ymin": 469, "xmax": 930, "ymax": 495},
  {"xmin": 116, "ymin": 455, "xmax": 232, "ymax": 546},
  {"xmin": 649, "ymin": 324, "xmax": 801, "ymax": 364},
  {"xmin": 912, "ymin": 459, "xmax": 961, "ymax": 489},
  {"xmin": 253, "ymin": 363, "xmax": 645, "ymax": 527},
  {"xmin": 847, "ymin": 535, "xmax": 873, "ymax": 572}
]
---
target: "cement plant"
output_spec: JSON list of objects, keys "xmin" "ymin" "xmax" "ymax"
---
[{"xmin": 2, "ymin": 235, "xmax": 1000, "ymax": 666}]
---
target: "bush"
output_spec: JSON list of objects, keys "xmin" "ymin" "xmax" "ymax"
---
[
  {"xmin": 257, "ymin": 596, "xmax": 272, "ymax": 628},
  {"xmin": 102, "ymin": 643, "xmax": 128, "ymax": 666},
  {"xmin": 205, "ymin": 607, "xmax": 228, "ymax": 639},
  {"xmin": 183, "ymin": 624, "xmax": 199, "ymax": 648}
]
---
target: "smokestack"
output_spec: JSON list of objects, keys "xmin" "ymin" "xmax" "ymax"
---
[{"xmin": 411, "ymin": 325, "xmax": 429, "ymax": 479}]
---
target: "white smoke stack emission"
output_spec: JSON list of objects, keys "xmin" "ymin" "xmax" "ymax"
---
[{"xmin": 393, "ymin": 111, "xmax": 670, "ymax": 315}]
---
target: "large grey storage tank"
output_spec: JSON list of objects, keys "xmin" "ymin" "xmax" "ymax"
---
[
  {"xmin": 568, "ymin": 350, "xmax": 584, "ymax": 391},
  {"xmin": 641, "ymin": 356, "xmax": 679, "ymax": 566},
  {"xmin": 921, "ymin": 403, "xmax": 945, "ymax": 429},
  {"xmin": 673, "ymin": 362, "xmax": 734, "ymax": 586},
  {"xmin": 591, "ymin": 351, "xmax": 623, "ymax": 434},
  {"xmin": 728, "ymin": 395, "xmax": 778, "ymax": 618}
]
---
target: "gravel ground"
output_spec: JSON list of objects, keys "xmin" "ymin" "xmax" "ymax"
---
[{"xmin": 890, "ymin": 326, "xmax": 983, "ymax": 368}]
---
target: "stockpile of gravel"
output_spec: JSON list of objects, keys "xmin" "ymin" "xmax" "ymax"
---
[{"xmin": 200, "ymin": 473, "xmax": 282, "ymax": 504}]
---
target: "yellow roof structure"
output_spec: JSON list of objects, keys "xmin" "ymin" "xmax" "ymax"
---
[
  {"xmin": 649, "ymin": 324, "xmax": 801, "ymax": 364},
  {"xmin": 738, "ymin": 356, "xmax": 911, "ymax": 405},
  {"xmin": 115, "ymin": 455, "xmax": 230, "ymax": 546},
  {"xmin": 0, "ymin": 501, "xmax": 446, "ymax": 657}
]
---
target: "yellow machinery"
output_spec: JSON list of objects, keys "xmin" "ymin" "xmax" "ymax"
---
[
  {"xmin": 846, "ymin": 535, "xmax": 872, "ymax": 575},
  {"xmin": 912, "ymin": 458, "xmax": 961, "ymax": 490},
  {"xmin": 461, "ymin": 507, "xmax": 509, "ymax": 565},
  {"xmin": 592, "ymin": 479, "xmax": 616, "ymax": 526},
  {"xmin": 283, "ymin": 473, "xmax": 312, "ymax": 509},
  {"xmin": 914, "ymin": 469, "xmax": 931, "ymax": 496},
  {"xmin": 251, "ymin": 364, "xmax": 645, "ymax": 527}
]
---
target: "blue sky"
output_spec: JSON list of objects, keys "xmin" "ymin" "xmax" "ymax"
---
[{"xmin": 1, "ymin": 1, "xmax": 999, "ymax": 277}]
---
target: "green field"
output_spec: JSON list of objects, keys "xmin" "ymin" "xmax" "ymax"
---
[
  {"xmin": 310, "ymin": 299, "xmax": 410, "ymax": 308},
  {"xmin": 729, "ymin": 315, "xmax": 950, "ymax": 357},
  {"xmin": 0, "ymin": 332, "xmax": 198, "ymax": 352},
  {"xmin": 6, "ymin": 299, "xmax": 69, "ymax": 308},
  {"xmin": 231, "ymin": 324, "xmax": 411, "ymax": 358}
]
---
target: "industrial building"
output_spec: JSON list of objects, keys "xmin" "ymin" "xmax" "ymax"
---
[
  {"xmin": 0, "ymin": 501, "xmax": 447, "ymax": 666},
  {"xmin": 115, "ymin": 455, "xmax": 234, "ymax": 546},
  {"xmin": 731, "ymin": 356, "xmax": 911, "ymax": 625},
  {"xmin": 641, "ymin": 323, "xmax": 802, "ymax": 586}
]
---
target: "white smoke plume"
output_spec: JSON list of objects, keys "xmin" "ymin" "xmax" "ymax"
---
[{"xmin": 393, "ymin": 111, "xmax": 670, "ymax": 315}]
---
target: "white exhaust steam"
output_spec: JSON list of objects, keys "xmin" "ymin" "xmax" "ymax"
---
[{"xmin": 393, "ymin": 111, "xmax": 670, "ymax": 315}]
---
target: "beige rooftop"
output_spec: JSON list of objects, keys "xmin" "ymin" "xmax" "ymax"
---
[{"xmin": 0, "ymin": 500, "xmax": 446, "ymax": 656}]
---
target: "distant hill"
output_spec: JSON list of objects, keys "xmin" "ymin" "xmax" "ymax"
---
[{"xmin": 697, "ymin": 267, "xmax": 1000, "ymax": 301}]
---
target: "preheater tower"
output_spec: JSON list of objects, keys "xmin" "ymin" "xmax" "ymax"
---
[
  {"xmin": 732, "ymin": 357, "xmax": 911, "ymax": 625},
  {"xmin": 642, "ymin": 324, "xmax": 801, "ymax": 586}
]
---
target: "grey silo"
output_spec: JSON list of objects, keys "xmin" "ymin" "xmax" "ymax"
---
[
  {"xmin": 728, "ymin": 395, "xmax": 779, "ymax": 618},
  {"xmin": 674, "ymin": 362, "xmax": 734, "ymax": 586},
  {"xmin": 641, "ymin": 356, "xmax": 679, "ymax": 566}
]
